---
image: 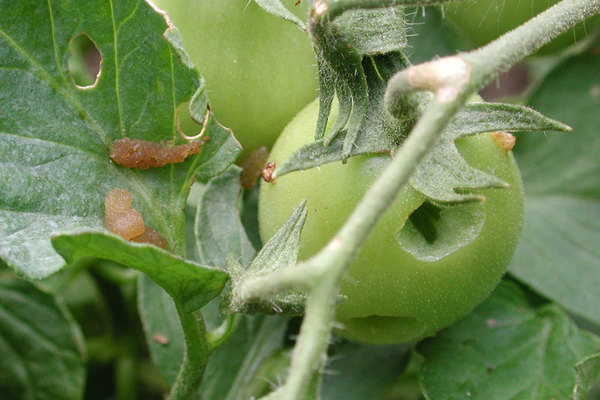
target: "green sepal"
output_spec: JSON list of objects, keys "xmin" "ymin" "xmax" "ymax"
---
[
  {"xmin": 309, "ymin": 7, "xmax": 408, "ymax": 160},
  {"xmin": 275, "ymin": 101, "xmax": 570, "ymax": 203},
  {"xmin": 225, "ymin": 201, "xmax": 309, "ymax": 315}
]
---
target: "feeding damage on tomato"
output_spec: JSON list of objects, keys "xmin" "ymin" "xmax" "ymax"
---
[
  {"xmin": 109, "ymin": 137, "xmax": 206, "ymax": 169},
  {"xmin": 104, "ymin": 188, "xmax": 168, "ymax": 249}
]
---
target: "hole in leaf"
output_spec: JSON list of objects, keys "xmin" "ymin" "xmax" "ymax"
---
[
  {"xmin": 68, "ymin": 33, "xmax": 101, "ymax": 88},
  {"xmin": 396, "ymin": 201, "xmax": 486, "ymax": 262}
]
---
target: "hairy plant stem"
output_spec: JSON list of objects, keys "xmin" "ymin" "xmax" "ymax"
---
[
  {"xmin": 243, "ymin": 0, "xmax": 600, "ymax": 398},
  {"xmin": 310, "ymin": 0, "xmax": 460, "ymax": 22},
  {"xmin": 169, "ymin": 307, "xmax": 209, "ymax": 400}
]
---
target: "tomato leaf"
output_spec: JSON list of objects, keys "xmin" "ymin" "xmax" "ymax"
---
[
  {"xmin": 200, "ymin": 315, "xmax": 288, "ymax": 400},
  {"xmin": 194, "ymin": 166, "xmax": 256, "ymax": 269},
  {"xmin": 509, "ymin": 54, "xmax": 600, "ymax": 325},
  {"xmin": 0, "ymin": 278, "xmax": 85, "ymax": 400},
  {"xmin": 321, "ymin": 342, "xmax": 411, "ymax": 400},
  {"xmin": 573, "ymin": 353, "xmax": 600, "ymax": 400},
  {"xmin": 52, "ymin": 231, "xmax": 228, "ymax": 312},
  {"xmin": 226, "ymin": 200, "xmax": 308, "ymax": 315},
  {"xmin": 138, "ymin": 275, "xmax": 185, "ymax": 387},
  {"xmin": 0, "ymin": 0, "xmax": 241, "ymax": 279},
  {"xmin": 253, "ymin": 0, "xmax": 306, "ymax": 30},
  {"xmin": 418, "ymin": 281, "xmax": 600, "ymax": 400}
]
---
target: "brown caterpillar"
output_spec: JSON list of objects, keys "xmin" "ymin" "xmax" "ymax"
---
[
  {"xmin": 110, "ymin": 137, "xmax": 207, "ymax": 169},
  {"xmin": 104, "ymin": 188, "xmax": 168, "ymax": 249}
]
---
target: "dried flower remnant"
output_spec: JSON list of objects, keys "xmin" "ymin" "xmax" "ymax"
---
[
  {"xmin": 262, "ymin": 161, "xmax": 276, "ymax": 183},
  {"xmin": 240, "ymin": 146, "xmax": 269, "ymax": 189},
  {"xmin": 104, "ymin": 188, "xmax": 168, "ymax": 249},
  {"xmin": 110, "ymin": 137, "xmax": 207, "ymax": 169}
]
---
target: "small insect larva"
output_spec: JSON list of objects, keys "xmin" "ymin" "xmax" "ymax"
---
[
  {"xmin": 491, "ymin": 131, "xmax": 516, "ymax": 152},
  {"xmin": 110, "ymin": 137, "xmax": 206, "ymax": 169},
  {"xmin": 240, "ymin": 146, "xmax": 269, "ymax": 189},
  {"xmin": 130, "ymin": 226, "xmax": 168, "ymax": 249},
  {"xmin": 104, "ymin": 188, "xmax": 145, "ymax": 240},
  {"xmin": 104, "ymin": 188, "xmax": 168, "ymax": 249}
]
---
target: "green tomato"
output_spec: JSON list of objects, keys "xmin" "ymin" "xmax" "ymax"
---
[
  {"xmin": 443, "ymin": 0, "xmax": 600, "ymax": 54},
  {"xmin": 152, "ymin": 0, "xmax": 318, "ymax": 156},
  {"xmin": 259, "ymin": 99, "xmax": 524, "ymax": 344}
]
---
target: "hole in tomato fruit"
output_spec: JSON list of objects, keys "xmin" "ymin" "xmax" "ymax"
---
[
  {"xmin": 340, "ymin": 316, "xmax": 426, "ymax": 344},
  {"xmin": 396, "ymin": 201, "xmax": 486, "ymax": 262},
  {"xmin": 68, "ymin": 33, "xmax": 101, "ymax": 88},
  {"xmin": 406, "ymin": 201, "xmax": 441, "ymax": 244}
]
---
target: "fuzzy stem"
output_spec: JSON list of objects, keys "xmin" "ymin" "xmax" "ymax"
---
[
  {"xmin": 168, "ymin": 307, "xmax": 209, "ymax": 400},
  {"xmin": 311, "ymin": 0, "xmax": 463, "ymax": 22},
  {"xmin": 250, "ymin": 0, "xmax": 600, "ymax": 398}
]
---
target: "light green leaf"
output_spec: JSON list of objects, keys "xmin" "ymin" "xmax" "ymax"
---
[
  {"xmin": 573, "ymin": 353, "xmax": 600, "ymax": 400},
  {"xmin": 418, "ymin": 281, "xmax": 600, "ymax": 400},
  {"xmin": 52, "ymin": 231, "xmax": 228, "ymax": 313},
  {"xmin": 509, "ymin": 54, "xmax": 600, "ymax": 325},
  {"xmin": 0, "ymin": 278, "xmax": 85, "ymax": 400},
  {"xmin": 195, "ymin": 166, "xmax": 256, "ymax": 269},
  {"xmin": 254, "ymin": 0, "xmax": 306, "ymax": 30},
  {"xmin": 0, "ymin": 0, "xmax": 240, "ymax": 279}
]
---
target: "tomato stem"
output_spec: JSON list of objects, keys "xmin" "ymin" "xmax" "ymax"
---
[{"xmin": 240, "ymin": 0, "xmax": 600, "ymax": 398}]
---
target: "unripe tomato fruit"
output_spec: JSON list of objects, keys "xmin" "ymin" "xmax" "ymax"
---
[
  {"xmin": 443, "ymin": 0, "xmax": 600, "ymax": 55},
  {"xmin": 152, "ymin": 0, "xmax": 318, "ymax": 156},
  {"xmin": 259, "ymin": 99, "xmax": 524, "ymax": 344}
]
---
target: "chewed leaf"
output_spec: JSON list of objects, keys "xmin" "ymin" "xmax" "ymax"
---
[
  {"xmin": 227, "ymin": 200, "xmax": 308, "ymax": 314},
  {"xmin": 0, "ymin": 0, "xmax": 240, "ymax": 278},
  {"xmin": 52, "ymin": 230, "xmax": 228, "ymax": 313}
]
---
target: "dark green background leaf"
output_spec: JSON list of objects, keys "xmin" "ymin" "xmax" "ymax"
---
[
  {"xmin": 419, "ymin": 281, "xmax": 600, "ymax": 400},
  {"xmin": 0, "ymin": 278, "xmax": 85, "ymax": 400},
  {"xmin": 322, "ymin": 341, "xmax": 411, "ymax": 400},
  {"xmin": 199, "ymin": 315, "xmax": 288, "ymax": 400},
  {"xmin": 0, "ymin": 0, "xmax": 240, "ymax": 279},
  {"xmin": 138, "ymin": 275, "xmax": 184, "ymax": 387},
  {"xmin": 509, "ymin": 54, "xmax": 600, "ymax": 325}
]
